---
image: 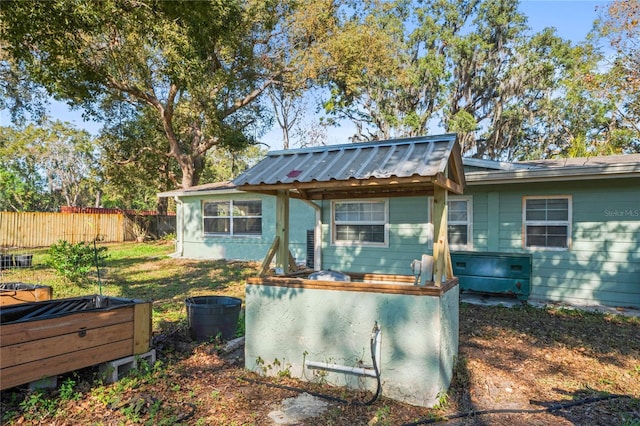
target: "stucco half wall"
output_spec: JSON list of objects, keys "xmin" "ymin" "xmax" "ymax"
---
[{"xmin": 244, "ymin": 276, "xmax": 459, "ymax": 407}]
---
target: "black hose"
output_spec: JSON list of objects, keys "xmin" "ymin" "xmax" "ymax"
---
[
  {"xmin": 400, "ymin": 394, "xmax": 631, "ymax": 425},
  {"xmin": 241, "ymin": 322, "xmax": 383, "ymax": 406}
]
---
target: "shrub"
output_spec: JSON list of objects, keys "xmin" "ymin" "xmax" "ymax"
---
[{"xmin": 47, "ymin": 240, "xmax": 108, "ymax": 283}]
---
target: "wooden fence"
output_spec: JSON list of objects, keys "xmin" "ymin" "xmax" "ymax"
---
[{"xmin": 0, "ymin": 212, "xmax": 126, "ymax": 248}]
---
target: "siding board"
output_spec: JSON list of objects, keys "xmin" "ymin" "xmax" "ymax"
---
[{"xmin": 465, "ymin": 177, "xmax": 640, "ymax": 308}]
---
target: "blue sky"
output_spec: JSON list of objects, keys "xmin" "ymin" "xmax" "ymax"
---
[{"xmin": 0, "ymin": 1, "xmax": 610, "ymax": 150}]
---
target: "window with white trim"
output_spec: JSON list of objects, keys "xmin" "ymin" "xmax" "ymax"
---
[
  {"xmin": 523, "ymin": 196, "xmax": 571, "ymax": 249},
  {"xmin": 332, "ymin": 200, "xmax": 388, "ymax": 245},
  {"xmin": 447, "ymin": 197, "xmax": 472, "ymax": 249},
  {"xmin": 203, "ymin": 200, "xmax": 262, "ymax": 236}
]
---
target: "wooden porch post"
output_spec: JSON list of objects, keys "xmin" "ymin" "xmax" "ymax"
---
[
  {"xmin": 432, "ymin": 184, "xmax": 449, "ymax": 285},
  {"xmin": 275, "ymin": 190, "xmax": 290, "ymax": 275}
]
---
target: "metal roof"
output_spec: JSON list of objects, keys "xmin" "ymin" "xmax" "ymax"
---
[
  {"xmin": 518, "ymin": 153, "xmax": 640, "ymax": 168},
  {"xmin": 465, "ymin": 153, "xmax": 640, "ymax": 185},
  {"xmin": 233, "ymin": 134, "xmax": 465, "ymax": 199},
  {"xmin": 157, "ymin": 181, "xmax": 238, "ymax": 198}
]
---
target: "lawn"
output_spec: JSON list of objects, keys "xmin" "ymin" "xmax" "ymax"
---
[{"xmin": 1, "ymin": 242, "xmax": 639, "ymax": 425}]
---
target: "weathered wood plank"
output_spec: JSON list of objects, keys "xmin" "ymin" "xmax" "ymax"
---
[
  {"xmin": 0, "ymin": 308, "xmax": 133, "ymax": 346},
  {"xmin": 247, "ymin": 276, "xmax": 458, "ymax": 296},
  {"xmin": 1, "ymin": 323, "xmax": 133, "ymax": 367},
  {"xmin": 133, "ymin": 302, "xmax": 151, "ymax": 354},
  {"xmin": 258, "ymin": 236, "xmax": 279, "ymax": 276},
  {"xmin": 0, "ymin": 211, "xmax": 126, "ymax": 247},
  {"xmin": 276, "ymin": 190, "xmax": 290, "ymax": 274},
  {"xmin": 0, "ymin": 340, "xmax": 133, "ymax": 390},
  {"xmin": 347, "ymin": 273, "xmax": 415, "ymax": 284},
  {"xmin": 0, "ymin": 287, "xmax": 53, "ymax": 306}
]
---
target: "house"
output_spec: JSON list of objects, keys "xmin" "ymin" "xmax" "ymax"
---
[
  {"xmin": 157, "ymin": 181, "xmax": 317, "ymax": 267},
  {"xmin": 458, "ymin": 154, "xmax": 640, "ymax": 309},
  {"xmin": 159, "ymin": 144, "xmax": 640, "ymax": 310}
]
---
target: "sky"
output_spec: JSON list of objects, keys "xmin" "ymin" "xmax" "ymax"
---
[{"xmin": 0, "ymin": 1, "xmax": 610, "ymax": 151}]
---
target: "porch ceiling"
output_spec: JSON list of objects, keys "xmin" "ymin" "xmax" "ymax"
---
[{"xmin": 233, "ymin": 134, "xmax": 465, "ymax": 199}]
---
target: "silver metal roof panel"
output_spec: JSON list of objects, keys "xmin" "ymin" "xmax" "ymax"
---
[{"xmin": 233, "ymin": 134, "xmax": 458, "ymax": 187}]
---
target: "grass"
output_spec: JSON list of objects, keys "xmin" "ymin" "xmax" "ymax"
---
[
  {"xmin": 0, "ymin": 241, "xmax": 257, "ymax": 331},
  {"xmin": 2, "ymin": 242, "xmax": 638, "ymax": 425}
]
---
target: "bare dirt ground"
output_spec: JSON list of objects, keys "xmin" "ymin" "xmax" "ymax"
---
[{"xmin": 2, "ymin": 302, "xmax": 639, "ymax": 425}]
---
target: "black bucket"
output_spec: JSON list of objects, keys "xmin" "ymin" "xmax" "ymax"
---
[
  {"xmin": 14, "ymin": 254, "xmax": 33, "ymax": 268},
  {"xmin": 185, "ymin": 296, "xmax": 242, "ymax": 341}
]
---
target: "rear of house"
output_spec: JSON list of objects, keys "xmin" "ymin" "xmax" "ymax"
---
[
  {"xmin": 159, "ymin": 151, "xmax": 640, "ymax": 310},
  {"xmin": 458, "ymin": 155, "xmax": 640, "ymax": 309},
  {"xmin": 158, "ymin": 182, "xmax": 316, "ymax": 264}
]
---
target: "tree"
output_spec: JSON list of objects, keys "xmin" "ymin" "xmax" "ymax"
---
[
  {"xmin": 0, "ymin": 45, "xmax": 48, "ymax": 125},
  {"xmin": 598, "ymin": 0, "xmax": 640, "ymax": 92},
  {"xmin": 97, "ymin": 105, "xmax": 176, "ymax": 211},
  {"xmin": 0, "ymin": 121, "xmax": 98, "ymax": 211},
  {"xmin": 0, "ymin": 1, "xmax": 314, "ymax": 189},
  {"xmin": 268, "ymin": 85, "xmax": 305, "ymax": 150},
  {"xmin": 592, "ymin": 0, "xmax": 640, "ymax": 150},
  {"xmin": 313, "ymin": 0, "xmax": 609, "ymax": 160}
]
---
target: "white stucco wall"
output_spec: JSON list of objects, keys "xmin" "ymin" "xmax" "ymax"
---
[{"xmin": 245, "ymin": 281, "xmax": 459, "ymax": 407}]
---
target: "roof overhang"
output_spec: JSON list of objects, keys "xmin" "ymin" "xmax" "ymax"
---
[
  {"xmin": 157, "ymin": 181, "xmax": 239, "ymax": 198},
  {"xmin": 465, "ymin": 163, "xmax": 640, "ymax": 185},
  {"xmin": 233, "ymin": 134, "xmax": 466, "ymax": 199}
]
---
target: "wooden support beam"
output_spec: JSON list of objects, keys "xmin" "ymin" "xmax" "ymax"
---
[
  {"xmin": 288, "ymin": 250, "xmax": 298, "ymax": 272},
  {"xmin": 432, "ymin": 184, "xmax": 448, "ymax": 285},
  {"xmin": 258, "ymin": 236, "xmax": 279, "ymax": 276},
  {"xmin": 432, "ymin": 172, "xmax": 464, "ymax": 195},
  {"xmin": 275, "ymin": 190, "xmax": 290, "ymax": 275}
]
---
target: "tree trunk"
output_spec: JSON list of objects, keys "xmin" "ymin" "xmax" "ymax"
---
[{"xmin": 156, "ymin": 196, "xmax": 168, "ymax": 215}]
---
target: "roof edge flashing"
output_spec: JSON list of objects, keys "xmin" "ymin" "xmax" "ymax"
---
[{"xmin": 266, "ymin": 133, "xmax": 458, "ymax": 156}]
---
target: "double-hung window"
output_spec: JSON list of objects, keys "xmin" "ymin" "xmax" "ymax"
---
[
  {"xmin": 429, "ymin": 196, "xmax": 473, "ymax": 249},
  {"xmin": 332, "ymin": 200, "xmax": 388, "ymax": 245},
  {"xmin": 203, "ymin": 200, "xmax": 262, "ymax": 237},
  {"xmin": 448, "ymin": 197, "xmax": 472, "ymax": 249},
  {"xmin": 523, "ymin": 196, "xmax": 571, "ymax": 249}
]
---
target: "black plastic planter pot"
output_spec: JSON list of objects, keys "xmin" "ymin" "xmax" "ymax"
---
[{"xmin": 185, "ymin": 296, "xmax": 242, "ymax": 341}]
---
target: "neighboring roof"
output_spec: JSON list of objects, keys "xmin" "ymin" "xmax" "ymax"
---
[
  {"xmin": 157, "ymin": 181, "xmax": 238, "ymax": 198},
  {"xmin": 463, "ymin": 157, "xmax": 533, "ymax": 172},
  {"xmin": 464, "ymin": 153, "xmax": 640, "ymax": 185},
  {"xmin": 233, "ymin": 134, "xmax": 465, "ymax": 200}
]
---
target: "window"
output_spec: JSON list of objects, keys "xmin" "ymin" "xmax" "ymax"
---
[
  {"xmin": 447, "ymin": 197, "xmax": 472, "ymax": 249},
  {"xmin": 523, "ymin": 196, "xmax": 571, "ymax": 249},
  {"xmin": 203, "ymin": 200, "xmax": 262, "ymax": 236},
  {"xmin": 429, "ymin": 196, "xmax": 473, "ymax": 249},
  {"xmin": 332, "ymin": 200, "xmax": 387, "ymax": 245}
]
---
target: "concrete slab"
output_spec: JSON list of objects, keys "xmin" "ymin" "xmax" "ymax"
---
[
  {"xmin": 460, "ymin": 292, "xmax": 640, "ymax": 318},
  {"xmin": 268, "ymin": 393, "xmax": 330, "ymax": 425}
]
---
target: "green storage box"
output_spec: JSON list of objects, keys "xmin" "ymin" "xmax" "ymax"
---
[{"xmin": 451, "ymin": 251, "xmax": 532, "ymax": 300}]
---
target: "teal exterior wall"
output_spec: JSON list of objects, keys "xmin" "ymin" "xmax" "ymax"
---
[
  {"xmin": 178, "ymin": 192, "xmax": 316, "ymax": 263},
  {"xmin": 319, "ymin": 196, "xmax": 433, "ymax": 275},
  {"xmin": 463, "ymin": 178, "xmax": 640, "ymax": 309},
  {"xmin": 245, "ymin": 282, "xmax": 459, "ymax": 407}
]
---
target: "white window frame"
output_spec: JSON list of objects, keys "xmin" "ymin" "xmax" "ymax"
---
[
  {"xmin": 522, "ymin": 195, "xmax": 572, "ymax": 250},
  {"xmin": 331, "ymin": 199, "xmax": 389, "ymax": 247},
  {"xmin": 202, "ymin": 199, "xmax": 262, "ymax": 237},
  {"xmin": 447, "ymin": 196, "xmax": 473, "ymax": 250}
]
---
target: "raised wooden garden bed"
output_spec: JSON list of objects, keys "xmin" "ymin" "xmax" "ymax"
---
[
  {"xmin": 0, "ymin": 283, "xmax": 53, "ymax": 307},
  {"xmin": 0, "ymin": 295, "xmax": 151, "ymax": 390}
]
